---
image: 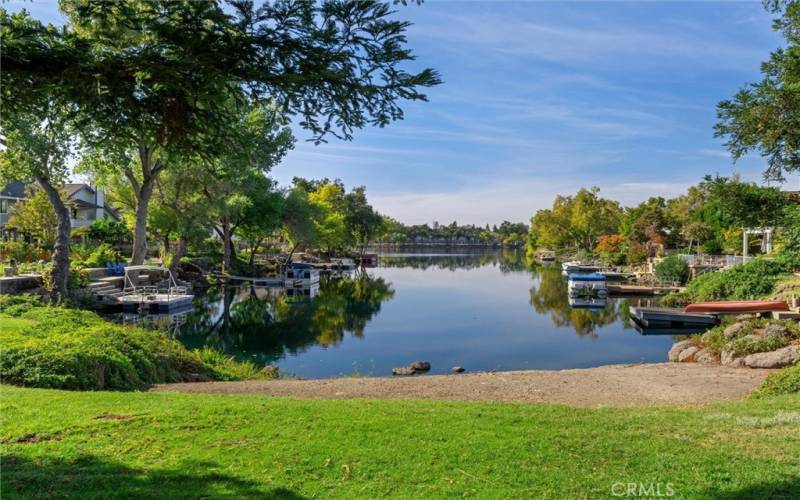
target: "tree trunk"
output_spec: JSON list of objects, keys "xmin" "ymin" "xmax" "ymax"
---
[
  {"xmin": 163, "ymin": 235, "xmax": 171, "ymax": 255},
  {"xmin": 128, "ymin": 146, "xmax": 163, "ymax": 265},
  {"xmin": 221, "ymin": 219, "xmax": 231, "ymax": 274},
  {"xmin": 36, "ymin": 175, "xmax": 70, "ymax": 302},
  {"xmin": 248, "ymin": 238, "xmax": 263, "ymax": 267},
  {"xmin": 169, "ymin": 234, "xmax": 188, "ymax": 276}
]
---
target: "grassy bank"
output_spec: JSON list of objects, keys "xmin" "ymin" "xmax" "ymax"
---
[
  {"xmin": 1, "ymin": 386, "xmax": 799, "ymax": 498},
  {"xmin": 0, "ymin": 297, "xmax": 273, "ymax": 390}
]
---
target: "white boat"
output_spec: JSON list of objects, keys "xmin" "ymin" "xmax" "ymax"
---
[
  {"xmin": 118, "ymin": 265, "xmax": 194, "ymax": 312},
  {"xmin": 561, "ymin": 261, "xmax": 601, "ymax": 273},
  {"xmin": 567, "ymin": 272, "xmax": 608, "ymax": 297}
]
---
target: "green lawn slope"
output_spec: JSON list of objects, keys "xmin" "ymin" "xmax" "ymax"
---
[{"xmin": 1, "ymin": 386, "xmax": 798, "ymax": 499}]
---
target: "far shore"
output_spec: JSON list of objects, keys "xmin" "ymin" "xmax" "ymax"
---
[{"xmin": 152, "ymin": 362, "xmax": 772, "ymax": 408}]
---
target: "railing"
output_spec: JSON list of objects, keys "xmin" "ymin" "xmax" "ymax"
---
[{"xmin": 677, "ymin": 254, "xmax": 748, "ymax": 268}]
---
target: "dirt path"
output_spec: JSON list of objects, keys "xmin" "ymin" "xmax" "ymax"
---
[{"xmin": 152, "ymin": 363, "xmax": 773, "ymax": 407}]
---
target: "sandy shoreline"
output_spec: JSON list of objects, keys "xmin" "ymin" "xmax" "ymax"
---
[{"xmin": 151, "ymin": 363, "xmax": 773, "ymax": 407}]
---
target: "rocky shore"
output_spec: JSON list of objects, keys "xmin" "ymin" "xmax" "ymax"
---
[{"xmin": 669, "ymin": 317, "xmax": 800, "ymax": 369}]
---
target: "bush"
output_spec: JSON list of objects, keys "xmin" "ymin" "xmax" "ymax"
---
[
  {"xmin": 626, "ymin": 242, "xmax": 648, "ymax": 265},
  {"xmin": 87, "ymin": 218, "xmax": 130, "ymax": 243},
  {"xmin": 751, "ymin": 363, "xmax": 800, "ymax": 398},
  {"xmin": 0, "ymin": 306, "xmax": 274, "ymax": 390},
  {"xmin": 683, "ymin": 257, "xmax": 791, "ymax": 302},
  {"xmin": 655, "ymin": 255, "xmax": 690, "ymax": 284},
  {"xmin": 41, "ymin": 264, "xmax": 90, "ymax": 292},
  {"xmin": 0, "ymin": 293, "xmax": 44, "ymax": 316},
  {"xmin": 0, "ymin": 241, "xmax": 43, "ymax": 263},
  {"xmin": 75, "ymin": 243, "xmax": 123, "ymax": 268},
  {"xmin": 727, "ymin": 333, "xmax": 790, "ymax": 357}
]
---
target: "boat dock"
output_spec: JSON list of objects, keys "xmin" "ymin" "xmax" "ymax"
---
[
  {"xmin": 607, "ymin": 284, "xmax": 683, "ymax": 296},
  {"xmin": 630, "ymin": 307, "xmax": 718, "ymax": 329}
]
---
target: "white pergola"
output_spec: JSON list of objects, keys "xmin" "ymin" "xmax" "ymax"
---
[{"xmin": 742, "ymin": 227, "xmax": 773, "ymax": 260}]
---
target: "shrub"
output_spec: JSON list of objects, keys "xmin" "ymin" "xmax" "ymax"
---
[
  {"xmin": 0, "ymin": 293, "xmax": 44, "ymax": 316},
  {"xmin": 751, "ymin": 363, "xmax": 800, "ymax": 398},
  {"xmin": 655, "ymin": 254, "xmax": 690, "ymax": 284},
  {"xmin": 626, "ymin": 242, "xmax": 648, "ymax": 265},
  {"xmin": 41, "ymin": 264, "xmax": 90, "ymax": 292},
  {"xmin": 75, "ymin": 243, "xmax": 123, "ymax": 268},
  {"xmin": 726, "ymin": 333, "xmax": 789, "ymax": 357},
  {"xmin": 0, "ymin": 306, "xmax": 274, "ymax": 390},
  {"xmin": 87, "ymin": 218, "xmax": 130, "ymax": 243},
  {"xmin": 683, "ymin": 257, "xmax": 791, "ymax": 302},
  {"xmin": 0, "ymin": 241, "xmax": 42, "ymax": 263}
]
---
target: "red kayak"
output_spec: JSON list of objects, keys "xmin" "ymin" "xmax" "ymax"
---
[{"xmin": 684, "ymin": 301, "xmax": 789, "ymax": 314}]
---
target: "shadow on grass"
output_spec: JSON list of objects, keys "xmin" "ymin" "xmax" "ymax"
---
[
  {"xmin": 1, "ymin": 454, "xmax": 307, "ymax": 499},
  {"xmin": 704, "ymin": 477, "xmax": 800, "ymax": 499}
]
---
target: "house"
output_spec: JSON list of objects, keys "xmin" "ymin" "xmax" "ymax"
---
[{"xmin": 0, "ymin": 182, "xmax": 118, "ymax": 234}]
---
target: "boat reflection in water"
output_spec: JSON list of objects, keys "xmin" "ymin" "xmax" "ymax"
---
[{"xmin": 568, "ymin": 296, "xmax": 607, "ymax": 311}]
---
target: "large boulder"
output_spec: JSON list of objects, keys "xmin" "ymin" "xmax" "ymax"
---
[
  {"xmin": 668, "ymin": 340, "xmax": 695, "ymax": 362},
  {"xmin": 678, "ymin": 346, "xmax": 701, "ymax": 363},
  {"xmin": 410, "ymin": 361, "xmax": 431, "ymax": 372},
  {"xmin": 743, "ymin": 345, "xmax": 800, "ymax": 369},
  {"xmin": 723, "ymin": 322, "xmax": 747, "ymax": 340},
  {"xmin": 695, "ymin": 349, "xmax": 717, "ymax": 364},
  {"xmin": 764, "ymin": 324, "xmax": 789, "ymax": 340},
  {"xmin": 721, "ymin": 350, "xmax": 746, "ymax": 368}
]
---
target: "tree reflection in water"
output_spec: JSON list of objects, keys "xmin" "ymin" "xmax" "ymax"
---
[
  {"xmin": 528, "ymin": 265, "xmax": 631, "ymax": 338},
  {"xmin": 176, "ymin": 274, "xmax": 394, "ymax": 366}
]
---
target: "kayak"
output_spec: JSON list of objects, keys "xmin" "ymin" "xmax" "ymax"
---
[{"xmin": 684, "ymin": 301, "xmax": 789, "ymax": 314}]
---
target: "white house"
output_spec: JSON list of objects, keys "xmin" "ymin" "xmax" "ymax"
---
[{"xmin": 0, "ymin": 182, "xmax": 118, "ymax": 234}]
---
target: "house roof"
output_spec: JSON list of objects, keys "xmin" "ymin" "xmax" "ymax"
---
[
  {"xmin": 1, "ymin": 181, "xmax": 27, "ymax": 199},
  {"xmin": 63, "ymin": 183, "xmax": 95, "ymax": 198}
]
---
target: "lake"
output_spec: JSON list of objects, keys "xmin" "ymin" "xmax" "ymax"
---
[{"xmin": 135, "ymin": 250, "xmax": 678, "ymax": 378}]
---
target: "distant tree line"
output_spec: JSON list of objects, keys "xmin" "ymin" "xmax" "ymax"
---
[{"xmin": 379, "ymin": 220, "xmax": 529, "ymax": 247}]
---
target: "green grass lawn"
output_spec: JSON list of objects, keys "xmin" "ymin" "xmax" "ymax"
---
[{"xmin": 1, "ymin": 386, "xmax": 799, "ymax": 499}]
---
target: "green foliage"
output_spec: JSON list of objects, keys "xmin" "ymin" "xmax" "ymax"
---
[
  {"xmin": 626, "ymin": 241, "xmax": 649, "ymax": 265},
  {"xmin": 4, "ymin": 188, "xmax": 60, "ymax": 248},
  {"xmin": 752, "ymin": 363, "xmax": 800, "ymax": 397},
  {"xmin": 727, "ymin": 333, "xmax": 790, "ymax": 357},
  {"xmin": 41, "ymin": 265, "xmax": 89, "ymax": 292},
  {"xmin": 683, "ymin": 257, "xmax": 792, "ymax": 301},
  {"xmin": 0, "ymin": 293, "xmax": 44, "ymax": 317},
  {"xmin": 0, "ymin": 240, "xmax": 42, "ymax": 263},
  {"xmin": 0, "ymin": 306, "xmax": 273, "ymax": 390},
  {"xmin": 654, "ymin": 255, "xmax": 691, "ymax": 284},
  {"xmin": 87, "ymin": 218, "xmax": 130, "ymax": 243},
  {"xmin": 715, "ymin": 2, "xmax": 800, "ymax": 181},
  {"xmin": 74, "ymin": 243, "xmax": 122, "ymax": 268},
  {"xmin": 530, "ymin": 187, "xmax": 622, "ymax": 251}
]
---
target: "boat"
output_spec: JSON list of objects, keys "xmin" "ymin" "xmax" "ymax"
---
[
  {"xmin": 684, "ymin": 300, "xmax": 789, "ymax": 314},
  {"xmin": 568, "ymin": 296, "xmax": 607, "ymax": 310},
  {"xmin": 630, "ymin": 307, "xmax": 718, "ymax": 329},
  {"xmin": 567, "ymin": 272, "xmax": 608, "ymax": 297},
  {"xmin": 598, "ymin": 271, "xmax": 633, "ymax": 282},
  {"xmin": 284, "ymin": 263, "xmax": 320, "ymax": 286},
  {"xmin": 561, "ymin": 261, "xmax": 600, "ymax": 273}
]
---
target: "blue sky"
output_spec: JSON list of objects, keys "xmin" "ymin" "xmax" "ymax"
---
[{"xmin": 8, "ymin": 1, "xmax": 799, "ymax": 225}]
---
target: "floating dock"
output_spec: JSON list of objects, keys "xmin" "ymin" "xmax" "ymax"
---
[
  {"xmin": 630, "ymin": 307, "xmax": 718, "ymax": 329},
  {"xmin": 607, "ymin": 284, "xmax": 683, "ymax": 296},
  {"xmin": 118, "ymin": 293, "xmax": 194, "ymax": 312}
]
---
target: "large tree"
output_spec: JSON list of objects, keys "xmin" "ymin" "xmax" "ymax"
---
[
  {"xmin": 715, "ymin": 1, "xmax": 800, "ymax": 181},
  {"xmin": 0, "ymin": 103, "xmax": 74, "ymax": 301},
  {"xmin": 2, "ymin": 1, "xmax": 440, "ymax": 264}
]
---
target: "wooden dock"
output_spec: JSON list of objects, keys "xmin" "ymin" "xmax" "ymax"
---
[{"xmin": 608, "ymin": 284, "xmax": 683, "ymax": 296}]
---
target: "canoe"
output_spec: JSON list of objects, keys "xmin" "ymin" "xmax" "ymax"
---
[{"xmin": 684, "ymin": 301, "xmax": 789, "ymax": 314}]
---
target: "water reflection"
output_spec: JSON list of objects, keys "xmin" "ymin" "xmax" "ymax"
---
[
  {"xmin": 528, "ymin": 265, "xmax": 630, "ymax": 338},
  {"xmin": 175, "ymin": 274, "xmax": 395, "ymax": 365},
  {"xmin": 113, "ymin": 250, "xmax": 677, "ymax": 377}
]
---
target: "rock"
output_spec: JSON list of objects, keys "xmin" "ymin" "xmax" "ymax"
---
[
  {"xmin": 392, "ymin": 367, "xmax": 416, "ymax": 376},
  {"xmin": 451, "ymin": 366, "xmax": 465, "ymax": 373},
  {"xmin": 721, "ymin": 350, "xmax": 745, "ymax": 368},
  {"xmin": 735, "ymin": 314, "xmax": 754, "ymax": 321},
  {"xmin": 723, "ymin": 322, "xmax": 747, "ymax": 340},
  {"xmin": 410, "ymin": 361, "xmax": 431, "ymax": 372},
  {"xmin": 764, "ymin": 324, "xmax": 789, "ymax": 340},
  {"xmin": 695, "ymin": 349, "xmax": 717, "ymax": 364},
  {"xmin": 678, "ymin": 346, "xmax": 700, "ymax": 363},
  {"xmin": 668, "ymin": 340, "xmax": 694, "ymax": 362},
  {"xmin": 743, "ymin": 345, "xmax": 800, "ymax": 369}
]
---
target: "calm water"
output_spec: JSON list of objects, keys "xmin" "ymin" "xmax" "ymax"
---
[{"xmin": 140, "ymin": 250, "xmax": 677, "ymax": 378}]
